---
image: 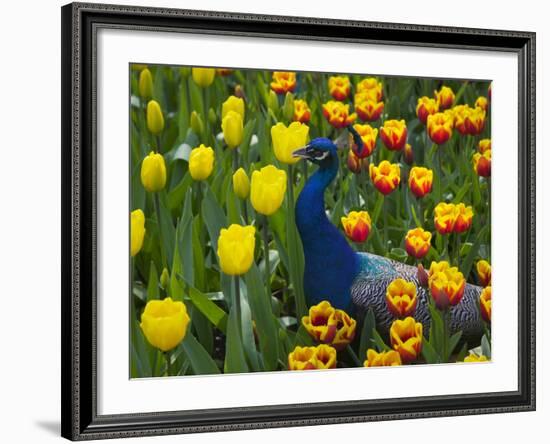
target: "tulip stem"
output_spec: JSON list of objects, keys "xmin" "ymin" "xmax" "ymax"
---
[
  {"xmin": 454, "ymin": 233, "xmax": 461, "ymax": 265},
  {"xmin": 287, "ymin": 164, "xmax": 295, "ymax": 211},
  {"xmin": 417, "ymin": 197, "xmax": 424, "ymax": 226},
  {"xmin": 436, "ymin": 145, "xmax": 442, "ymax": 202},
  {"xmin": 346, "ymin": 345, "xmax": 362, "ymax": 367},
  {"xmin": 302, "ymin": 160, "xmax": 308, "ymax": 182},
  {"xmin": 242, "ymin": 201, "xmax": 249, "ymax": 225},
  {"xmin": 232, "ymin": 149, "xmax": 239, "ymax": 171},
  {"xmin": 164, "ymin": 351, "xmax": 171, "ymax": 377},
  {"xmin": 442, "ymin": 309, "xmax": 450, "ymax": 362},
  {"xmin": 234, "ymin": 275, "xmax": 242, "ymax": 338},
  {"xmin": 383, "ymin": 197, "xmax": 389, "ymax": 250},
  {"xmin": 153, "ymin": 193, "xmax": 168, "ymax": 270},
  {"xmin": 263, "ymin": 216, "xmax": 271, "ymax": 297}
]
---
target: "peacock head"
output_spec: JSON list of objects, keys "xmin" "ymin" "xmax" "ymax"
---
[{"xmin": 292, "ymin": 137, "xmax": 338, "ymax": 167}]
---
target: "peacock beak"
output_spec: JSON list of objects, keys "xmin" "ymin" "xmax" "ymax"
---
[{"xmin": 292, "ymin": 146, "xmax": 312, "ymax": 160}]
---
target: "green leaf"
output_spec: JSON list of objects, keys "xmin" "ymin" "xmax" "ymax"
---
[
  {"xmin": 224, "ymin": 305, "xmax": 249, "ymax": 374},
  {"xmin": 371, "ymin": 193, "xmax": 384, "ymax": 225},
  {"xmin": 421, "ymin": 336, "xmax": 441, "ymax": 364},
  {"xmin": 294, "ymin": 324, "xmax": 315, "ymax": 347},
  {"xmin": 187, "ymin": 284, "xmax": 228, "ymax": 333},
  {"xmin": 359, "ymin": 309, "xmax": 376, "ymax": 360},
  {"xmin": 428, "ymin": 303, "xmax": 444, "ymax": 356},
  {"xmin": 146, "ymin": 260, "xmax": 159, "ymax": 301},
  {"xmin": 448, "ymin": 330, "xmax": 463, "ymax": 360},
  {"xmin": 167, "ymin": 172, "xmax": 192, "ymax": 211},
  {"xmin": 157, "ymin": 191, "xmax": 176, "ymax": 268},
  {"xmin": 239, "ymin": 288, "xmax": 262, "ymax": 372},
  {"xmin": 130, "ymin": 319, "xmax": 153, "ymax": 377},
  {"xmin": 201, "ymin": 185, "xmax": 227, "ymax": 254},
  {"xmin": 455, "ymin": 341, "xmax": 469, "ymax": 362},
  {"xmin": 459, "ymin": 225, "xmax": 489, "ymax": 277},
  {"xmin": 481, "ymin": 334, "xmax": 491, "ymax": 359},
  {"xmin": 169, "ymin": 234, "xmax": 185, "ymax": 301},
  {"xmin": 179, "ymin": 333, "xmax": 220, "ymax": 375},
  {"xmin": 372, "ymin": 328, "xmax": 391, "ymax": 352},
  {"xmin": 245, "ymin": 263, "xmax": 279, "ymax": 371},
  {"xmin": 179, "ymin": 189, "xmax": 194, "ymax": 286}
]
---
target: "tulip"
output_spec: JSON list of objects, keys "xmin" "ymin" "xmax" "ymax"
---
[
  {"xmin": 476, "ymin": 260, "xmax": 491, "ymax": 287},
  {"xmin": 234, "ymin": 84, "xmax": 245, "ymax": 99},
  {"xmin": 480, "ymin": 286, "xmax": 492, "ymax": 323},
  {"xmin": 464, "ymin": 106, "xmax": 486, "ymax": 135},
  {"xmin": 302, "ymin": 301, "xmax": 338, "ymax": 344},
  {"xmin": 351, "ymin": 124, "xmax": 378, "ymax": 158},
  {"xmin": 250, "ymin": 165, "xmax": 287, "ymax": 216},
  {"xmin": 380, "ymin": 119, "xmax": 407, "ymax": 151},
  {"xmin": 271, "ymin": 121, "xmax": 310, "ymax": 165},
  {"xmin": 190, "ymin": 110, "xmax": 204, "ymax": 135},
  {"xmin": 385, "ymin": 278, "xmax": 418, "ymax": 318},
  {"xmin": 216, "ymin": 68, "xmax": 233, "ymax": 76},
  {"xmin": 160, "ymin": 267, "xmax": 170, "ymax": 290},
  {"xmin": 434, "ymin": 86, "xmax": 455, "ymax": 109},
  {"xmin": 191, "ymin": 67, "xmax": 216, "ymax": 88},
  {"xmin": 288, "ymin": 344, "xmax": 337, "ymax": 370},
  {"xmin": 293, "ymin": 99, "xmax": 311, "ymax": 123},
  {"xmin": 434, "ymin": 202, "xmax": 457, "ymax": 235},
  {"xmin": 232, "ymin": 167, "xmax": 250, "ymax": 199},
  {"xmin": 347, "ymin": 150, "xmax": 369, "ymax": 174},
  {"xmin": 475, "ymin": 96, "xmax": 489, "ymax": 111},
  {"xmin": 138, "ymin": 68, "xmax": 153, "ymax": 100},
  {"xmin": 222, "ymin": 110, "xmax": 244, "ymax": 149},
  {"xmin": 328, "ymin": 75, "xmax": 351, "ymax": 101},
  {"xmin": 416, "ymin": 96, "xmax": 439, "ymax": 124},
  {"xmin": 356, "ymin": 78, "xmax": 383, "ymax": 101},
  {"xmin": 473, "ymin": 150, "xmax": 491, "ymax": 177},
  {"xmin": 222, "ymin": 95, "xmax": 245, "ymax": 120},
  {"xmin": 146, "ymin": 100, "xmax": 165, "ymax": 135},
  {"xmin": 403, "ymin": 143, "xmax": 414, "ymax": 165},
  {"xmin": 341, "ymin": 210, "xmax": 371, "ymax": 243},
  {"xmin": 302, "ymin": 301, "xmax": 356, "ymax": 350},
  {"xmin": 364, "ymin": 349, "xmax": 402, "ymax": 367},
  {"xmin": 428, "ymin": 260, "xmax": 450, "ymax": 278},
  {"xmin": 404, "ymin": 227, "xmax": 432, "ymax": 260},
  {"xmin": 141, "ymin": 151, "xmax": 167, "ymax": 192},
  {"xmin": 354, "ymin": 95, "xmax": 385, "ymax": 122},
  {"xmin": 454, "ymin": 203, "xmax": 474, "ymax": 233},
  {"xmin": 478, "ymin": 138, "xmax": 491, "ymax": 154},
  {"xmin": 130, "ymin": 209, "xmax": 146, "ymax": 257},
  {"xmin": 427, "ymin": 111, "xmax": 454, "ymax": 145},
  {"xmin": 140, "ymin": 297, "xmax": 190, "ymax": 352},
  {"xmin": 452, "ymin": 104, "xmax": 471, "ymax": 135},
  {"xmin": 270, "ymin": 71, "xmax": 296, "ymax": 94},
  {"xmin": 463, "ymin": 353, "xmax": 489, "ymax": 363},
  {"xmin": 369, "ymin": 160, "xmax": 401, "ymax": 195},
  {"xmin": 216, "ymin": 224, "xmax": 256, "ymax": 276},
  {"xmin": 428, "ymin": 266, "xmax": 466, "ymax": 310},
  {"xmin": 188, "ymin": 144, "xmax": 214, "ymax": 181},
  {"xmin": 322, "ymin": 100, "xmax": 357, "ymax": 128},
  {"xmin": 389, "ymin": 317, "xmax": 423, "ymax": 363},
  {"xmin": 408, "ymin": 166, "xmax": 433, "ymax": 198},
  {"xmin": 417, "ymin": 263, "xmax": 429, "ymax": 287}
]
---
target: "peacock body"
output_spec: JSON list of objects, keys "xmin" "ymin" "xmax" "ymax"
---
[{"xmin": 293, "ymin": 136, "xmax": 484, "ymax": 343}]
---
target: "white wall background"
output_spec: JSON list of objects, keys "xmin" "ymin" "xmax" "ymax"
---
[{"xmin": 0, "ymin": 0, "xmax": 545, "ymax": 442}]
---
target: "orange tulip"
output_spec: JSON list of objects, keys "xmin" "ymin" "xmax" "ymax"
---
[
  {"xmin": 270, "ymin": 71, "xmax": 296, "ymax": 94},
  {"xmin": 354, "ymin": 92, "xmax": 384, "ymax": 122},
  {"xmin": 351, "ymin": 123, "xmax": 378, "ymax": 158},
  {"xmin": 385, "ymin": 278, "xmax": 418, "ymax": 318},
  {"xmin": 341, "ymin": 210, "xmax": 371, "ymax": 243},
  {"xmin": 427, "ymin": 111, "xmax": 454, "ymax": 145},
  {"xmin": 416, "ymin": 96, "xmax": 439, "ymax": 124},
  {"xmin": 408, "ymin": 166, "xmax": 433, "ymax": 198},
  {"xmin": 322, "ymin": 100, "xmax": 357, "ymax": 128},
  {"xmin": 380, "ymin": 119, "xmax": 407, "ymax": 151},
  {"xmin": 369, "ymin": 160, "xmax": 401, "ymax": 195},
  {"xmin": 389, "ymin": 317, "xmax": 423, "ymax": 363},
  {"xmin": 480, "ymin": 286, "xmax": 492, "ymax": 323},
  {"xmin": 293, "ymin": 99, "xmax": 311, "ymax": 123},
  {"xmin": 473, "ymin": 150, "xmax": 491, "ymax": 177},
  {"xmin": 404, "ymin": 227, "xmax": 432, "ymax": 260},
  {"xmin": 434, "ymin": 86, "xmax": 455, "ymax": 109},
  {"xmin": 328, "ymin": 75, "xmax": 351, "ymax": 101}
]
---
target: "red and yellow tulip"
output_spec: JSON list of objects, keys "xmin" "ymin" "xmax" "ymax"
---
[
  {"xmin": 356, "ymin": 77, "xmax": 383, "ymax": 101},
  {"xmin": 404, "ymin": 227, "xmax": 432, "ymax": 260},
  {"xmin": 390, "ymin": 317, "xmax": 423, "ymax": 363},
  {"xmin": 454, "ymin": 203, "xmax": 474, "ymax": 233},
  {"xmin": 480, "ymin": 286, "xmax": 492, "ymax": 323},
  {"xmin": 476, "ymin": 260, "xmax": 491, "ymax": 287},
  {"xmin": 328, "ymin": 75, "xmax": 351, "ymax": 101},
  {"xmin": 347, "ymin": 150, "xmax": 369, "ymax": 174},
  {"xmin": 341, "ymin": 210, "xmax": 371, "ymax": 243},
  {"xmin": 293, "ymin": 99, "xmax": 311, "ymax": 123},
  {"xmin": 434, "ymin": 86, "xmax": 455, "ymax": 109},
  {"xmin": 270, "ymin": 71, "xmax": 296, "ymax": 94},
  {"xmin": 473, "ymin": 150, "xmax": 491, "ymax": 177},
  {"xmin": 478, "ymin": 138, "xmax": 491, "ymax": 154},
  {"xmin": 322, "ymin": 100, "xmax": 357, "ymax": 128},
  {"xmin": 354, "ymin": 93, "xmax": 384, "ymax": 122},
  {"xmin": 475, "ymin": 96, "xmax": 489, "ymax": 111},
  {"xmin": 428, "ymin": 261, "xmax": 466, "ymax": 310},
  {"xmin": 434, "ymin": 202, "xmax": 458, "ymax": 235},
  {"xmin": 427, "ymin": 111, "xmax": 454, "ymax": 145},
  {"xmin": 351, "ymin": 123, "xmax": 378, "ymax": 158},
  {"xmin": 288, "ymin": 344, "xmax": 337, "ymax": 370},
  {"xmin": 380, "ymin": 119, "xmax": 407, "ymax": 151},
  {"xmin": 408, "ymin": 166, "xmax": 433, "ymax": 198},
  {"xmin": 369, "ymin": 160, "xmax": 401, "ymax": 195},
  {"xmin": 302, "ymin": 301, "xmax": 356, "ymax": 350},
  {"xmin": 364, "ymin": 349, "xmax": 402, "ymax": 367},
  {"xmin": 416, "ymin": 96, "xmax": 439, "ymax": 124},
  {"xmin": 385, "ymin": 278, "xmax": 418, "ymax": 318}
]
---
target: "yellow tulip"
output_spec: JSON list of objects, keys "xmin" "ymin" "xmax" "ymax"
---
[
  {"xmin": 222, "ymin": 95, "xmax": 245, "ymax": 120},
  {"xmin": 217, "ymin": 224, "xmax": 256, "ymax": 276},
  {"xmin": 141, "ymin": 151, "xmax": 167, "ymax": 192},
  {"xmin": 130, "ymin": 209, "xmax": 146, "ymax": 257},
  {"xmin": 364, "ymin": 349, "xmax": 402, "ymax": 367},
  {"xmin": 191, "ymin": 67, "xmax": 216, "ymax": 88},
  {"xmin": 271, "ymin": 121, "xmax": 309, "ymax": 165},
  {"xmin": 232, "ymin": 167, "xmax": 250, "ymax": 199},
  {"xmin": 138, "ymin": 68, "xmax": 153, "ymax": 99},
  {"xmin": 250, "ymin": 165, "xmax": 287, "ymax": 216},
  {"xmin": 189, "ymin": 144, "xmax": 214, "ymax": 181},
  {"xmin": 463, "ymin": 353, "xmax": 489, "ymax": 363},
  {"xmin": 146, "ymin": 100, "xmax": 165, "ymax": 135},
  {"xmin": 140, "ymin": 297, "xmax": 190, "ymax": 352},
  {"xmin": 222, "ymin": 110, "xmax": 244, "ymax": 149}
]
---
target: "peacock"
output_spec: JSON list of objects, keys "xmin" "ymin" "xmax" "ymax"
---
[{"xmin": 292, "ymin": 132, "xmax": 484, "ymax": 344}]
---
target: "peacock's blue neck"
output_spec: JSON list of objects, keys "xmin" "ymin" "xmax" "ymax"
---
[{"xmin": 295, "ymin": 155, "xmax": 360, "ymax": 310}]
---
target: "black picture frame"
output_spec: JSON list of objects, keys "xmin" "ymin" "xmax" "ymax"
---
[{"xmin": 61, "ymin": 2, "xmax": 536, "ymax": 440}]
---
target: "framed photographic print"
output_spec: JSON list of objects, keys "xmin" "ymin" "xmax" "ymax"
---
[{"xmin": 61, "ymin": 2, "xmax": 536, "ymax": 440}]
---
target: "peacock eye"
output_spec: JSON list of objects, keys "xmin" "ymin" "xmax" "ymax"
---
[{"xmin": 310, "ymin": 148, "xmax": 329, "ymax": 160}]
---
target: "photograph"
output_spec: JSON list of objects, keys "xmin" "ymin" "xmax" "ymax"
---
[{"xmin": 129, "ymin": 65, "xmax": 493, "ymax": 378}]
